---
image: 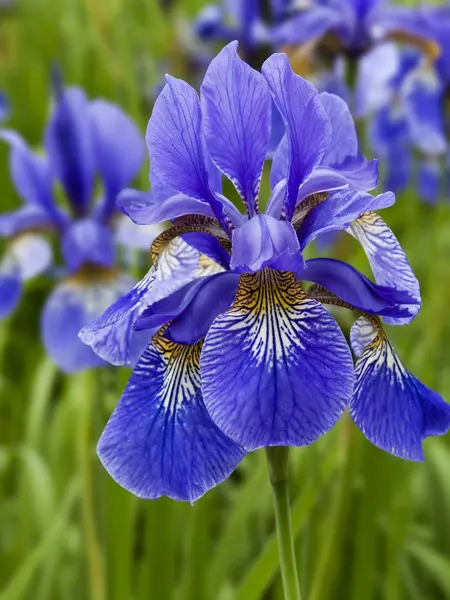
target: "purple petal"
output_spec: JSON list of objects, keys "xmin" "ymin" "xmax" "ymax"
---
[
  {"xmin": 42, "ymin": 274, "xmax": 135, "ymax": 372},
  {"xmin": 90, "ymin": 100, "xmax": 145, "ymax": 219},
  {"xmin": 274, "ymin": 6, "xmax": 342, "ymax": 46},
  {"xmin": 79, "ymin": 237, "xmax": 205, "ymax": 366},
  {"xmin": 0, "ymin": 205, "xmax": 58, "ymax": 237},
  {"xmin": 166, "ymin": 272, "xmax": 240, "ymax": 344},
  {"xmin": 298, "ymin": 189, "xmax": 395, "ymax": 249},
  {"xmin": 117, "ymin": 188, "xmax": 214, "ymax": 225},
  {"xmin": 201, "ymin": 41, "xmax": 271, "ymax": 215},
  {"xmin": 350, "ymin": 317, "xmax": 450, "ymax": 461},
  {"xmin": 0, "ymin": 264, "xmax": 21, "ymax": 318},
  {"xmin": 8, "ymin": 233, "xmax": 53, "ymax": 281},
  {"xmin": 201, "ymin": 270, "xmax": 354, "ymax": 450},
  {"xmin": 114, "ymin": 216, "xmax": 164, "ymax": 250},
  {"xmin": 299, "ymin": 258, "xmax": 419, "ymax": 320},
  {"xmin": 230, "ymin": 213, "xmax": 304, "ymax": 273},
  {"xmin": 262, "ymin": 54, "xmax": 331, "ymax": 219},
  {"xmin": 45, "ymin": 88, "xmax": 94, "ymax": 215},
  {"xmin": 97, "ymin": 334, "xmax": 245, "ymax": 501},
  {"xmin": 418, "ymin": 160, "xmax": 441, "ymax": 204},
  {"xmin": 62, "ymin": 218, "xmax": 116, "ymax": 272},
  {"xmin": 319, "ymin": 92, "xmax": 358, "ymax": 166},
  {"xmin": 181, "ymin": 232, "xmax": 230, "ymax": 270},
  {"xmin": 348, "ymin": 212, "xmax": 421, "ymax": 324}
]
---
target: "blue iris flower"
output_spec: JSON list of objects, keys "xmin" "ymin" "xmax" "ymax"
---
[
  {"xmin": 81, "ymin": 43, "xmax": 450, "ymax": 502},
  {"xmin": 0, "ymin": 81, "xmax": 162, "ymax": 372}
]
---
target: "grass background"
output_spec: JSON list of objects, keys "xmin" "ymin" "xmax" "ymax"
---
[{"xmin": 1, "ymin": 0, "xmax": 450, "ymax": 599}]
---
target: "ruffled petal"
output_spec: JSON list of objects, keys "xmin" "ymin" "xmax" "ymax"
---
[
  {"xmin": 347, "ymin": 212, "xmax": 421, "ymax": 324},
  {"xmin": 97, "ymin": 331, "xmax": 245, "ymax": 501},
  {"xmin": 201, "ymin": 41, "xmax": 271, "ymax": 215},
  {"xmin": 262, "ymin": 53, "xmax": 331, "ymax": 220},
  {"xmin": 90, "ymin": 100, "xmax": 145, "ymax": 219},
  {"xmin": 230, "ymin": 214, "xmax": 304, "ymax": 273},
  {"xmin": 45, "ymin": 88, "xmax": 94, "ymax": 215},
  {"xmin": 298, "ymin": 189, "xmax": 394, "ymax": 249},
  {"xmin": 79, "ymin": 237, "xmax": 209, "ymax": 366},
  {"xmin": 350, "ymin": 317, "xmax": 450, "ymax": 461},
  {"xmin": 42, "ymin": 273, "xmax": 135, "ymax": 372},
  {"xmin": 319, "ymin": 92, "xmax": 358, "ymax": 166},
  {"xmin": 118, "ymin": 188, "xmax": 215, "ymax": 225},
  {"xmin": 201, "ymin": 269, "xmax": 354, "ymax": 450},
  {"xmin": 299, "ymin": 258, "xmax": 419, "ymax": 319},
  {"xmin": 62, "ymin": 218, "xmax": 116, "ymax": 272}
]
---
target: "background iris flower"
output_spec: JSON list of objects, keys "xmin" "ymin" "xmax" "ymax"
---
[
  {"xmin": 81, "ymin": 42, "xmax": 450, "ymax": 504},
  {"xmin": 0, "ymin": 80, "xmax": 162, "ymax": 372}
]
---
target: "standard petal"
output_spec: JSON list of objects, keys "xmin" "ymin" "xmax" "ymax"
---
[
  {"xmin": 61, "ymin": 218, "xmax": 116, "ymax": 272},
  {"xmin": 97, "ymin": 332, "xmax": 245, "ymax": 502},
  {"xmin": 262, "ymin": 54, "xmax": 331, "ymax": 220},
  {"xmin": 230, "ymin": 214, "xmax": 304, "ymax": 273},
  {"xmin": 45, "ymin": 88, "xmax": 94, "ymax": 215},
  {"xmin": 118, "ymin": 188, "xmax": 215, "ymax": 225},
  {"xmin": 297, "ymin": 189, "xmax": 395, "ymax": 249},
  {"xmin": 299, "ymin": 258, "xmax": 419, "ymax": 319},
  {"xmin": 319, "ymin": 92, "xmax": 358, "ymax": 166},
  {"xmin": 349, "ymin": 318, "xmax": 450, "ymax": 461},
  {"xmin": 146, "ymin": 75, "xmax": 210, "ymax": 202},
  {"xmin": 79, "ymin": 237, "xmax": 207, "ymax": 366},
  {"xmin": 201, "ymin": 41, "xmax": 271, "ymax": 214},
  {"xmin": 90, "ymin": 100, "xmax": 145, "ymax": 219},
  {"xmin": 42, "ymin": 273, "xmax": 135, "ymax": 372},
  {"xmin": 201, "ymin": 269, "xmax": 354, "ymax": 451},
  {"xmin": 347, "ymin": 212, "xmax": 421, "ymax": 324}
]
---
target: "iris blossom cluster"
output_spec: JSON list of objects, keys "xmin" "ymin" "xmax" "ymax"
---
[
  {"xmin": 81, "ymin": 43, "xmax": 450, "ymax": 502},
  {"xmin": 0, "ymin": 81, "xmax": 160, "ymax": 372}
]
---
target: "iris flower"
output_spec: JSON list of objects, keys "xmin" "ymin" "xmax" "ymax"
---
[
  {"xmin": 81, "ymin": 43, "xmax": 450, "ymax": 502},
  {"xmin": 0, "ymin": 82, "xmax": 161, "ymax": 372}
]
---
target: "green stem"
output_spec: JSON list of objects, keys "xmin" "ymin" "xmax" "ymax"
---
[{"xmin": 266, "ymin": 447, "xmax": 301, "ymax": 600}]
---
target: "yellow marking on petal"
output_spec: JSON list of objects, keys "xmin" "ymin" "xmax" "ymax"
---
[{"xmin": 386, "ymin": 31, "xmax": 441, "ymax": 63}]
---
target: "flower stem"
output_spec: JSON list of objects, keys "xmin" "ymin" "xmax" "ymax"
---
[{"xmin": 266, "ymin": 447, "xmax": 301, "ymax": 600}]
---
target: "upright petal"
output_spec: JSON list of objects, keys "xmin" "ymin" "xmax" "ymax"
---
[
  {"xmin": 45, "ymin": 88, "xmax": 94, "ymax": 215},
  {"xmin": 42, "ymin": 273, "xmax": 135, "ymax": 372},
  {"xmin": 201, "ymin": 269, "xmax": 354, "ymax": 451},
  {"xmin": 297, "ymin": 189, "xmax": 394, "ymax": 249},
  {"xmin": 262, "ymin": 54, "xmax": 331, "ymax": 220},
  {"xmin": 350, "ymin": 318, "xmax": 450, "ymax": 461},
  {"xmin": 62, "ymin": 218, "xmax": 116, "ymax": 272},
  {"xmin": 97, "ymin": 332, "xmax": 245, "ymax": 501},
  {"xmin": 299, "ymin": 258, "xmax": 419, "ymax": 320},
  {"xmin": 230, "ymin": 214, "xmax": 304, "ymax": 273},
  {"xmin": 319, "ymin": 92, "xmax": 358, "ymax": 166},
  {"xmin": 347, "ymin": 212, "xmax": 421, "ymax": 324},
  {"xmin": 201, "ymin": 42, "xmax": 271, "ymax": 215},
  {"xmin": 90, "ymin": 101, "xmax": 145, "ymax": 219}
]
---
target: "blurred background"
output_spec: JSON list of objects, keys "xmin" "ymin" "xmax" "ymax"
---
[{"xmin": 1, "ymin": 0, "xmax": 450, "ymax": 599}]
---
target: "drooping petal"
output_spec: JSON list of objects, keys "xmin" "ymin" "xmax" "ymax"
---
[
  {"xmin": 90, "ymin": 100, "xmax": 145, "ymax": 219},
  {"xmin": 42, "ymin": 273, "xmax": 135, "ymax": 372},
  {"xmin": 201, "ymin": 269, "xmax": 354, "ymax": 451},
  {"xmin": 97, "ymin": 331, "xmax": 245, "ymax": 501},
  {"xmin": 401, "ymin": 65, "xmax": 447, "ymax": 156},
  {"xmin": 117, "ymin": 188, "xmax": 215, "ymax": 225},
  {"xmin": 166, "ymin": 272, "xmax": 240, "ymax": 344},
  {"xmin": 319, "ymin": 92, "xmax": 358, "ymax": 166},
  {"xmin": 79, "ymin": 237, "xmax": 207, "ymax": 366},
  {"xmin": 62, "ymin": 218, "xmax": 116, "ymax": 272},
  {"xmin": 298, "ymin": 189, "xmax": 395, "ymax": 249},
  {"xmin": 0, "ymin": 262, "xmax": 22, "ymax": 318},
  {"xmin": 230, "ymin": 214, "xmax": 304, "ymax": 273},
  {"xmin": 262, "ymin": 54, "xmax": 331, "ymax": 220},
  {"xmin": 418, "ymin": 160, "xmax": 441, "ymax": 204},
  {"xmin": 45, "ymin": 88, "xmax": 94, "ymax": 215},
  {"xmin": 299, "ymin": 258, "xmax": 419, "ymax": 320},
  {"xmin": 347, "ymin": 212, "xmax": 421, "ymax": 324},
  {"xmin": 350, "ymin": 317, "xmax": 450, "ymax": 461},
  {"xmin": 201, "ymin": 41, "xmax": 271, "ymax": 215},
  {"xmin": 0, "ymin": 205, "xmax": 57, "ymax": 238}
]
